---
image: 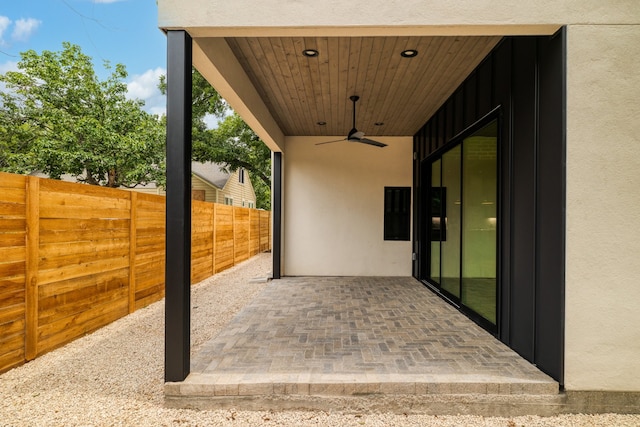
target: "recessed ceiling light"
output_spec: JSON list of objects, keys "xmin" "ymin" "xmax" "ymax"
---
[
  {"xmin": 302, "ymin": 49, "xmax": 319, "ymax": 57},
  {"xmin": 374, "ymin": 122, "xmax": 384, "ymax": 126},
  {"xmin": 316, "ymin": 121, "xmax": 326, "ymax": 126},
  {"xmin": 400, "ymin": 49, "xmax": 418, "ymax": 58}
]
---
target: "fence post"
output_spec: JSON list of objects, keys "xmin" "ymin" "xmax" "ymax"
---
[
  {"xmin": 25, "ymin": 176, "xmax": 39, "ymax": 361},
  {"xmin": 212, "ymin": 204, "xmax": 216, "ymax": 274},
  {"xmin": 129, "ymin": 192, "xmax": 137, "ymax": 314}
]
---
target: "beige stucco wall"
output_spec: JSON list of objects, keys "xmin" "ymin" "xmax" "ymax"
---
[
  {"xmin": 565, "ymin": 24, "xmax": 640, "ymax": 391},
  {"xmin": 283, "ymin": 136, "xmax": 412, "ymax": 276},
  {"xmin": 158, "ymin": 0, "xmax": 640, "ymax": 36}
]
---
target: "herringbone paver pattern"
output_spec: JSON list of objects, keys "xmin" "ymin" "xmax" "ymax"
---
[{"xmin": 181, "ymin": 277, "xmax": 557, "ymax": 397}]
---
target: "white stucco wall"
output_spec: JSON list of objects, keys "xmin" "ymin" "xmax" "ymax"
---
[
  {"xmin": 564, "ymin": 24, "xmax": 640, "ymax": 391},
  {"xmin": 283, "ymin": 136, "xmax": 413, "ymax": 276}
]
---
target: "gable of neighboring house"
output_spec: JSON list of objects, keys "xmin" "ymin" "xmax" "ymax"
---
[
  {"xmin": 191, "ymin": 162, "xmax": 257, "ymax": 207},
  {"xmin": 130, "ymin": 162, "xmax": 257, "ymax": 208}
]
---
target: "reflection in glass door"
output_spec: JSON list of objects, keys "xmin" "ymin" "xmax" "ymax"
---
[
  {"xmin": 425, "ymin": 119, "xmax": 498, "ymax": 328},
  {"xmin": 429, "ymin": 160, "xmax": 442, "ymax": 284},
  {"xmin": 440, "ymin": 146, "xmax": 461, "ymax": 298},
  {"xmin": 462, "ymin": 128, "xmax": 497, "ymax": 325}
]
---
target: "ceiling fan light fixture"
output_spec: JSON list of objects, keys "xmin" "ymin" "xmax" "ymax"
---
[
  {"xmin": 302, "ymin": 49, "xmax": 319, "ymax": 57},
  {"xmin": 401, "ymin": 49, "xmax": 418, "ymax": 58}
]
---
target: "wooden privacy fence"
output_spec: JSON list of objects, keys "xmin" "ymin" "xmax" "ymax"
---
[{"xmin": 0, "ymin": 172, "xmax": 270, "ymax": 373}]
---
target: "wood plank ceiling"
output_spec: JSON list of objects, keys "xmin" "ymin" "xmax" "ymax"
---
[{"xmin": 225, "ymin": 36, "xmax": 502, "ymax": 137}]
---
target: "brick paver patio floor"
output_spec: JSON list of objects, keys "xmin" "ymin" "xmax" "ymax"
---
[{"xmin": 170, "ymin": 276, "xmax": 557, "ymax": 398}]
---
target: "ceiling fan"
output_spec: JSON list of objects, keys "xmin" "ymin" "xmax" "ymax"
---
[{"xmin": 316, "ymin": 95, "xmax": 387, "ymax": 148}]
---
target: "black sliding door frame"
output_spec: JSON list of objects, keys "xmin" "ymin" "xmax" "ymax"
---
[{"xmin": 421, "ymin": 109, "xmax": 501, "ymax": 334}]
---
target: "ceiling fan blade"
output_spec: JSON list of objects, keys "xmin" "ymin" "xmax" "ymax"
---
[
  {"xmin": 357, "ymin": 137, "xmax": 388, "ymax": 148},
  {"xmin": 315, "ymin": 138, "xmax": 347, "ymax": 146},
  {"xmin": 317, "ymin": 96, "xmax": 386, "ymax": 148},
  {"xmin": 348, "ymin": 130, "xmax": 365, "ymax": 140}
]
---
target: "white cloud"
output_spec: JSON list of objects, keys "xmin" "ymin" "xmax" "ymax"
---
[
  {"xmin": 0, "ymin": 16, "xmax": 11, "ymax": 45},
  {"xmin": 0, "ymin": 60, "xmax": 18, "ymax": 74},
  {"xmin": 11, "ymin": 18, "xmax": 42, "ymax": 42},
  {"xmin": 11, "ymin": 18, "xmax": 41, "ymax": 42},
  {"xmin": 126, "ymin": 67, "xmax": 166, "ymax": 116}
]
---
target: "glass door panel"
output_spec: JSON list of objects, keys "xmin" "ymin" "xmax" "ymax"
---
[
  {"xmin": 429, "ymin": 159, "xmax": 442, "ymax": 284},
  {"xmin": 440, "ymin": 145, "xmax": 461, "ymax": 298},
  {"xmin": 461, "ymin": 122, "xmax": 497, "ymax": 324}
]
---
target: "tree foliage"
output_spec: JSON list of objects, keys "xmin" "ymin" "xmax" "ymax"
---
[
  {"xmin": 160, "ymin": 69, "xmax": 272, "ymax": 209},
  {"xmin": 0, "ymin": 42, "xmax": 165, "ymax": 187},
  {"xmin": 0, "ymin": 45, "xmax": 272, "ymax": 207},
  {"xmin": 204, "ymin": 113, "xmax": 271, "ymax": 210}
]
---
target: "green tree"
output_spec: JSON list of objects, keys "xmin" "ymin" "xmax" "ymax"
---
[
  {"xmin": 160, "ymin": 69, "xmax": 271, "ymax": 209},
  {"xmin": 0, "ymin": 42, "xmax": 165, "ymax": 188}
]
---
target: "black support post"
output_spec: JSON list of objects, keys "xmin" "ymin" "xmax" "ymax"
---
[
  {"xmin": 165, "ymin": 30, "xmax": 192, "ymax": 383},
  {"xmin": 272, "ymin": 152, "xmax": 282, "ymax": 279}
]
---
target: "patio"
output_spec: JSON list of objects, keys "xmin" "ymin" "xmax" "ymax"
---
[{"xmin": 166, "ymin": 276, "xmax": 562, "ymax": 414}]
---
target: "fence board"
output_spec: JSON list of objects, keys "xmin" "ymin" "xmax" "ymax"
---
[
  {"xmin": 0, "ymin": 173, "xmax": 27, "ymax": 372},
  {"xmin": 39, "ymin": 178, "xmax": 125, "ymax": 198},
  {"xmin": 0, "ymin": 246, "xmax": 25, "ymax": 263},
  {"xmin": 38, "ymin": 274, "xmax": 128, "ymax": 325},
  {"xmin": 0, "ymin": 305, "xmax": 25, "ymax": 326},
  {"xmin": 0, "ymin": 261, "xmax": 25, "ymax": 278},
  {"xmin": 191, "ymin": 201, "xmax": 214, "ymax": 283},
  {"xmin": 0, "ymin": 219, "xmax": 26, "ymax": 231},
  {"xmin": 39, "ymin": 190, "xmax": 131, "ymax": 212},
  {"xmin": 234, "ymin": 207, "xmax": 250, "ymax": 264},
  {"xmin": 0, "ymin": 232, "xmax": 25, "ymax": 247},
  {"xmin": 0, "ymin": 173, "xmax": 269, "ymax": 372},
  {"xmin": 38, "ymin": 298, "xmax": 129, "ymax": 353},
  {"xmin": 249, "ymin": 210, "xmax": 260, "ymax": 256},
  {"xmin": 38, "ymin": 256, "xmax": 129, "ymax": 286},
  {"xmin": 0, "ymin": 285, "xmax": 24, "ymax": 307},
  {"xmin": 0, "ymin": 172, "xmax": 26, "ymax": 188},
  {"xmin": 40, "ymin": 227, "xmax": 129, "ymax": 245},
  {"xmin": 133, "ymin": 193, "xmax": 165, "ymax": 309},
  {"xmin": 214, "ymin": 205, "xmax": 235, "ymax": 273},
  {"xmin": 38, "ymin": 268, "xmax": 130, "ymax": 300}
]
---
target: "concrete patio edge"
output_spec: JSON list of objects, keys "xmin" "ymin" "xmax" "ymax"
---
[{"xmin": 164, "ymin": 388, "xmax": 640, "ymax": 416}]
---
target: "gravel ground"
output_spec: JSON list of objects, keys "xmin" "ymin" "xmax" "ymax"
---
[{"xmin": 1, "ymin": 253, "xmax": 639, "ymax": 426}]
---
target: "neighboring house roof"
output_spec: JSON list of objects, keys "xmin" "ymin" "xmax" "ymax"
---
[
  {"xmin": 30, "ymin": 162, "xmax": 248, "ymax": 194},
  {"xmin": 191, "ymin": 162, "xmax": 232, "ymax": 189}
]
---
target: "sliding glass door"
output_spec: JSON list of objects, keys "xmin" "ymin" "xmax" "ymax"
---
[{"xmin": 425, "ymin": 119, "xmax": 498, "ymax": 328}]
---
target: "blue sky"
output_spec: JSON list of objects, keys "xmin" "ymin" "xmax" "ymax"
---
[{"xmin": 0, "ymin": 0, "xmax": 167, "ymax": 115}]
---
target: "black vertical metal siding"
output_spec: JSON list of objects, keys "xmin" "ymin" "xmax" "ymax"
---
[
  {"xmin": 464, "ymin": 73, "xmax": 477, "ymax": 129},
  {"xmin": 454, "ymin": 89, "xmax": 465, "ymax": 136},
  {"xmin": 445, "ymin": 101, "xmax": 455, "ymax": 144},
  {"xmin": 413, "ymin": 32, "xmax": 566, "ymax": 384},
  {"xmin": 534, "ymin": 29, "xmax": 566, "ymax": 381},
  {"xmin": 510, "ymin": 38, "xmax": 538, "ymax": 360},
  {"xmin": 477, "ymin": 58, "xmax": 493, "ymax": 118}
]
